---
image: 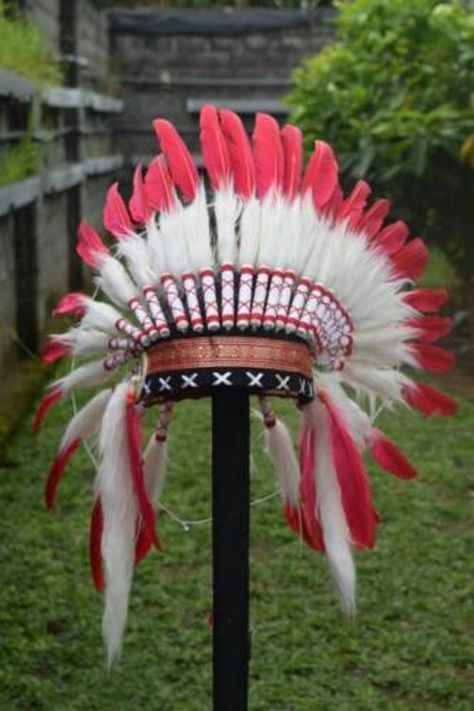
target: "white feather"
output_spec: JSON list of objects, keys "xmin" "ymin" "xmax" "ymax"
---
[
  {"xmin": 182, "ymin": 183, "xmax": 214, "ymax": 269},
  {"xmin": 54, "ymin": 360, "xmax": 114, "ymax": 395},
  {"xmin": 263, "ymin": 417, "xmax": 300, "ymax": 506},
  {"xmin": 96, "ymin": 255, "xmax": 139, "ymax": 306},
  {"xmin": 116, "ymin": 234, "xmax": 156, "ymax": 287},
  {"xmin": 304, "ymin": 399, "xmax": 356, "ymax": 614},
  {"xmin": 97, "ymin": 381, "xmax": 137, "ymax": 666},
  {"xmin": 59, "ymin": 388, "xmax": 112, "ymax": 451},
  {"xmin": 214, "ymin": 187, "xmax": 241, "ymax": 265},
  {"xmin": 238, "ymin": 196, "xmax": 261, "ymax": 266},
  {"xmin": 143, "ymin": 433, "xmax": 168, "ymax": 505}
]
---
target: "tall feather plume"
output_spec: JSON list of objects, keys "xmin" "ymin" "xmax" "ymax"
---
[
  {"xmin": 144, "ymin": 155, "xmax": 176, "ymax": 214},
  {"xmin": 403, "ymin": 381, "xmax": 457, "ymax": 416},
  {"xmin": 318, "ymin": 390, "xmax": 376, "ymax": 550},
  {"xmin": 77, "ymin": 220, "xmax": 110, "ymax": 268},
  {"xmin": 338, "ymin": 180, "xmax": 371, "ymax": 224},
  {"xmin": 104, "ymin": 183, "xmax": 133, "ymax": 239},
  {"xmin": 280, "ymin": 124, "xmax": 303, "ymax": 201},
  {"xmin": 370, "ymin": 428, "xmax": 418, "ymax": 480},
  {"xmin": 301, "ymin": 140, "xmax": 339, "ymax": 210},
  {"xmin": 98, "ymin": 382, "xmax": 137, "ymax": 666},
  {"xmin": 252, "ymin": 112, "xmax": 284, "ymax": 199},
  {"xmin": 153, "ymin": 119, "xmax": 198, "ymax": 202},
  {"xmin": 304, "ymin": 399, "xmax": 356, "ymax": 613},
  {"xmin": 220, "ymin": 108, "xmax": 255, "ymax": 199},
  {"xmin": 402, "ymin": 287, "xmax": 449, "ymax": 313},
  {"xmin": 129, "ymin": 164, "xmax": 151, "ymax": 226},
  {"xmin": 200, "ymin": 104, "xmax": 239, "ymax": 265}
]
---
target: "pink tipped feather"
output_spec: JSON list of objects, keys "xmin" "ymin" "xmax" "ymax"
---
[
  {"xmin": 52, "ymin": 292, "xmax": 86, "ymax": 318},
  {"xmin": 280, "ymin": 124, "xmax": 303, "ymax": 200},
  {"xmin": 125, "ymin": 393, "xmax": 161, "ymax": 552},
  {"xmin": 103, "ymin": 183, "xmax": 133, "ymax": 239},
  {"xmin": 391, "ymin": 238, "xmax": 429, "ymax": 280},
  {"xmin": 320, "ymin": 392, "xmax": 375, "ymax": 549},
  {"xmin": 408, "ymin": 342, "xmax": 455, "ymax": 374},
  {"xmin": 90, "ymin": 497, "xmax": 105, "ymax": 592},
  {"xmin": 129, "ymin": 164, "xmax": 151, "ymax": 225},
  {"xmin": 144, "ymin": 155, "xmax": 176, "ymax": 213},
  {"xmin": 45, "ymin": 439, "xmax": 81, "ymax": 509},
  {"xmin": 153, "ymin": 119, "xmax": 198, "ymax": 202},
  {"xmin": 301, "ymin": 140, "xmax": 339, "ymax": 210},
  {"xmin": 219, "ymin": 108, "xmax": 255, "ymax": 199},
  {"xmin": 356, "ymin": 198, "xmax": 391, "ymax": 240},
  {"xmin": 33, "ymin": 386, "xmax": 63, "ymax": 433},
  {"xmin": 405, "ymin": 315, "xmax": 452, "ymax": 343},
  {"xmin": 371, "ymin": 429, "xmax": 417, "ymax": 480},
  {"xmin": 77, "ymin": 219, "xmax": 109, "ymax": 268},
  {"xmin": 337, "ymin": 180, "xmax": 371, "ymax": 223},
  {"xmin": 42, "ymin": 339, "xmax": 69, "ymax": 363},
  {"xmin": 375, "ymin": 220, "xmax": 409, "ymax": 254},
  {"xmin": 403, "ymin": 382, "xmax": 457, "ymax": 416},
  {"xmin": 402, "ymin": 288, "xmax": 449, "ymax": 313},
  {"xmin": 199, "ymin": 104, "xmax": 231, "ymax": 191},
  {"xmin": 252, "ymin": 112, "xmax": 284, "ymax": 199}
]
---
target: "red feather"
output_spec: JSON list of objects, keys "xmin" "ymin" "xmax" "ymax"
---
[
  {"xmin": 402, "ymin": 288, "xmax": 449, "ymax": 313},
  {"xmin": 90, "ymin": 497, "xmax": 104, "ymax": 592},
  {"xmin": 323, "ymin": 183, "xmax": 343, "ymax": 220},
  {"xmin": 391, "ymin": 238, "xmax": 428, "ymax": 280},
  {"xmin": 135, "ymin": 520, "xmax": 156, "ymax": 565},
  {"xmin": 337, "ymin": 180, "xmax": 371, "ymax": 223},
  {"xmin": 125, "ymin": 393, "xmax": 161, "ymax": 551},
  {"xmin": 405, "ymin": 315, "xmax": 452, "ymax": 342},
  {"xmin": 144, "ymin": 155, "xmax": 176, "ymax": 213},
  {"xmin": 280, "ymin": 124, "xmax": 302, "ymax": 200},
  {"xmin": 408, "ymin": 342, "xmax": 455, "ymax": 373},
  {"xmin": 200, "ymin": 104, "xmax": 231, "ymax": 191},
  {"xmin": 301, "ymin": 140, "xmax": 339, "ymax": 210},
  {"xmin": 321, "ymin": 393, "xmax": 375, "ymax": 549},
  {"xmin": 153, "ymin": 119, "xmax": 198, "ymax": 202},
  {"xmin": 33, "ymin": 386, "xmax": 63, "ymax": 433},
  {"xmin": 403, "ymin": 382, "xmax": 457, "ymax": 416},
  {"xmin": 45, "ymin": 439, "xmax": 81, "ymax": 509},
  {"xmin": 356, "ymin": 198, "xmax": 391, "ymax": 240},
  {"xmin": 129, "ymin": 164, "xmax": 151, "ymax": 225},
  {"xmin": 371, "ymin": 429, "xmax": 417, "ymax": 479},
  {"xmin": 252, "ymin": 112, "xmax": 284, "ymax": 199},
  {"xmin": 52, "ymin": 292, "xmax": 86, "ymax": 318},
  {"xmin": 375, "ymin": 220, "xmax": 409, "ymax": 254},
  {"xmin": 77, "ymin": 219, "xmax": 109, "ymax": 268},
  {"xmin": 220, "ymin": 108, "xmax": 255, "ymax": 199},
  {"xmin": 42, "ymin": 339, "xmax": 69, "ymax": 363},
  {"xmin": 298, "ymin": 424, "xmax": 325, "ymax": 551},
  {"xmin": 103, "ymin": 183, "xmax": 133, "ymax": 239}
]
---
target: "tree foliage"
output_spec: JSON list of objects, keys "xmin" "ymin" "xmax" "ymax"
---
[{"xmin": 288, "ymin": 0, "xmax": 474, "ymax": 280}]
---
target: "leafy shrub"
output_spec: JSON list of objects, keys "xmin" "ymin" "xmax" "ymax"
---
[{"xmin": 288, "ymin": 0, "xmax": 474, "ymax": 281}]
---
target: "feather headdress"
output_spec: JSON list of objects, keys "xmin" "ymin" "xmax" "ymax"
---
[{"xmin": 37, "ymin": 105, "xmax": 456, "ymax": 663}]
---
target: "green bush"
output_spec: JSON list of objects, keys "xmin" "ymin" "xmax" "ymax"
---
[{"xmin": 287, "ymin": 0, "xmax": 474, "ymax": 281}]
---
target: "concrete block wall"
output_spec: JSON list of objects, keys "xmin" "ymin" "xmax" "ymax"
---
[
  {"xmin": 110, "ymin": 8, "xmax": 335, "ymax": 163},
  {"xmin": 0, "ymin": 214, "xmax": 17, "ymax": 364}
]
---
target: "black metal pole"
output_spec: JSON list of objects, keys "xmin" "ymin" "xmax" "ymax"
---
[{"xmin": 212, "ymin": 388, "xmax": 250, "ymax": 711}]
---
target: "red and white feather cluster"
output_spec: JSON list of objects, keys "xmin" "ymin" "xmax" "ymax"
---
[{"xmin": 36, "ymin": 105, "xmax": 456, "ymax": 663}]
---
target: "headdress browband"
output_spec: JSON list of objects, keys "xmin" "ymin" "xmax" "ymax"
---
[{"xmin": 35, "ymin": 105, "xmax": 456, "ymax": 665}]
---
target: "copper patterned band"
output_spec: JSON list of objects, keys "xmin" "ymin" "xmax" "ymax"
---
[{"xmin": 145, "ymin": 335, "xmax": 313, "ymax": 379}]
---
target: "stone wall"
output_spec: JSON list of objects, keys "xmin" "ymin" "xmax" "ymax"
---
[
  {"xmin": 24, "ymin": 0, "xmax": 110, "ymax": 90},
  {"xmin": 110, "ymin": 7, "xmax": 335, "ymax": 163}
]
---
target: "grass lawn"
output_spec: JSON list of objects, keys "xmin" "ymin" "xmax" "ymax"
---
[{"xmin": 0, "ymin": 375, "xmax": 472, "ymax": 710}]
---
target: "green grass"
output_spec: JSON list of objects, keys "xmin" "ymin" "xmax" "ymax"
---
[
  {"xmin": 0, "ymin": 2, "xmax": 62, "ymax": 88},
  {"xmin": 0, "ymin": 379, "xmax": 472, "ymax": 709},
  {"xmin": 0, "ymin": 137, "xmax": 41, "ymax": 189}
]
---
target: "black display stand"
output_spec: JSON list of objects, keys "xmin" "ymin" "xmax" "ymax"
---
[{"xmin": 212, "ymin": 389, "xmax": 250, "ymax": 711}]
